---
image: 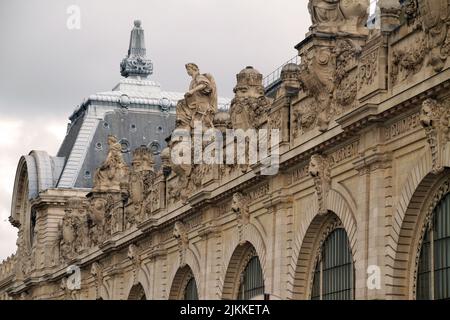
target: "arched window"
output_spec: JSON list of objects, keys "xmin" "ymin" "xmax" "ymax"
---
[
  {"xmin": 127, "ymin": 283, "xmax": 146, "ymax": 300},
  {"xmin": 311, "ymin": 228, "xmax": 354, "ymax": 300},
  {"xmin": 184, "ymin": 277, "xmax": 199, "ymax": 300},
  {"xmin": 238, "ymin": 256, "xmax": 265, "ymax": 300},
  {"xmin": 417, "ymin": 192, "xmax": 450, "ymax": 300}
]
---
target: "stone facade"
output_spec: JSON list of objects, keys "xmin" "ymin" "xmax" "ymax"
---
[{"xmin": 2, "ymin": 1, "xmax": 450, "ymax": 300}]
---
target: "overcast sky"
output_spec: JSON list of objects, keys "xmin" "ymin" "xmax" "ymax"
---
[{"xmin": 0, "ymin": 0, "xmax": 311, "ymax": 260}]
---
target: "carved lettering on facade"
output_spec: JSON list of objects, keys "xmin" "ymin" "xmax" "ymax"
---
[
  {"xmin": 288, "ymin": 165, "xmax": 310, "ymax": 185},
  {"xmin": 384, "ymin": 113, "xmax": 421, "ymax": 141},
  {"xmin": 329, "ymin": 141, "xmax": 360, "ymax": 167},
  {"xmin": 247, "ymin": 183, "xmax": 270, "ymax": 201}
]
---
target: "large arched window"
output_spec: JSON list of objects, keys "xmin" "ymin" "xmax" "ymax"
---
[
  {"xmin": 127, "ymin": 283, "xmax": 146, "ymax": 300},
  {"xmin": 238, "ymin": 255, "xmax": 265, "ymax": 300},
  {"xmin": 184, "ymin": 277, "xmax": 199, "ymax": 300},
  {"xmin": 169, "ymin": 266, "xmax": 199, "ymax": 300},
  {"xmin": 417, "ymin": 192, "xmax": 450, "ymax": 300},
  {"xmin": 311, "ymin": 228, "xmax": 354, "ymax": 300}
]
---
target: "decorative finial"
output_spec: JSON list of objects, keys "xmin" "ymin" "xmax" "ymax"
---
[{"xmin": 120, "ymin": 20, "xmax": 153, "ymax": 79}]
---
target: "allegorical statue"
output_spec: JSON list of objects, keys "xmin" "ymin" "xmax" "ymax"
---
[
  {"xmin": 308, "ymin": 0, "xmax": 369, "ymax": 35},
  {"xmin": 309, "ymin": 0, "xmax": 343, "ymax": 33},
  {"xmin": 176, "ymin": 63, "xmax": 218, "ymax": 130},
  {"xmin": 230, "ymin": 66, "xmax": 270, "ymax": 130},
  {"xmin": 93, "ymin": 135, "xmax": 129, "ymax": 192}
]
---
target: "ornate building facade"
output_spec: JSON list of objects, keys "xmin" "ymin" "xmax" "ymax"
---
[{"xmin": 1, "ymin": 0, "xmax": 450, "ymax": 300}]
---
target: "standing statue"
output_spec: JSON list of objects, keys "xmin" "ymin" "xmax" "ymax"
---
[
  {"xmin": 93, "ymin": 135, "xmax": 129, "ymax": 192},
  {"xmin": 176, "ymin": 63, "xmax": 218, "ymax": 130}
]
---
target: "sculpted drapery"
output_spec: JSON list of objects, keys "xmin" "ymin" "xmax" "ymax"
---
[{"xmin": 176, "ymin": 63, "xmax": 218, "ymax": 130}]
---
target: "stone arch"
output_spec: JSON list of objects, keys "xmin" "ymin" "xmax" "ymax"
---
[
  {"xmin": 11, "ymin": 156, "xmax": 33, "ymax": 228},
  {"xmin": 97, "ymin": 283, "xmax": 110, "ymax": 300},
  {"xmin": 386, "ymin": 149, "xmax": 450, "ymax": 299},
  {"xmin": 127, "ymin": 282, "xmax": 147, "ymax": 300},
  {"xmin": 287, "ymin": 188, "xmax": 357, "ymax": 299},
  {"xmin": 124, "ymin": 265, "xmax": 151, "ymax": 301},
  {"xmin": 221, "ymin": 239, "xmax": 266, "ymax": 300},
  {"xmin": 169, "ymin": 264, "xmax": 199, "ymax": 300},
  {"xmin": 219, "ymin": 223, "xmax": 267, "ymax": 299},
  {"xmin": 10, "ymin": 152, "xmax": 65, "ymax": 231}
]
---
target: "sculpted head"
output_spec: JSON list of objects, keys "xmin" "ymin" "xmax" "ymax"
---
[
  {"xmin": 234, "ymin": 66, "xmax": 264, "ymax": 99},
  {"xmin": 185, "ymin": 63, "xmax": 199, "ymax": 77},
  {"xmin": 232, "ymin": 193, "xmax": 244, "ymax": 212},
  {"xmin": 107, "ymin": 135, "xmax": 118, "ymax": 146},
  {"xmin": 420, "ymin": 99, "xmax": 437, "ymax": 127},
  {"xmin": 309, "ymin": 154, "xmax": 323, "ymax": 178}
]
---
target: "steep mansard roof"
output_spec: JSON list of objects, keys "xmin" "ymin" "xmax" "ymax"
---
[{"xmin": 9, "ymin": 20, "xmax": 231, "ymax": 220}]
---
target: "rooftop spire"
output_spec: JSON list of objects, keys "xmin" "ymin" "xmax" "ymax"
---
[{"xmin": 120, "ymin": 20, "xmax": 153, "ymax": 79}]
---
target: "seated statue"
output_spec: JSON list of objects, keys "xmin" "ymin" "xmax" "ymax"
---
[
  {"xmin": 308, "ymin": 0, "xmax": 369, "ymax": 35},
  {"xmin": 93, "ymin": 135, "xmax": 129, "ymax": 192},
  {"xmin": 176, "ymin": 63, "xmax": 218, "ymax": 130},
  {"xmin": 309, "ymin": 0, "xmax": 343, "ymax": 33}
]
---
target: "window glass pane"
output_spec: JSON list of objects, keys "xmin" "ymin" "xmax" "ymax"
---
[
  {"xmin": 433, "ymin": 194, "xmax": 450, "ymax": 300},
  {"xmin": 312, "ymin": 228, "xmax": 354, "ymax": 300},
  {"xmin": 417, "ymin": 228, "xmax": 431, "ymax": 300},
  {"xmin": 311, "ymin": 261, "xmax": 321, "ymax": 300},
  {"xmin": 184, "ymin": 278, "xmax": 199, "ymax": 300},
  {"xmin": 418, "ymin": 192, "xmax": 450, "ymax": 300},
  {"xmin": 238, "ymin": 256, "xmax": 264, "ymax": 300}
]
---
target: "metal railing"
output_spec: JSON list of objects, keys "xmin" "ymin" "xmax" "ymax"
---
[{"xmin": 263, "ymin": 55, "xmax": 300, "ymax": 89}]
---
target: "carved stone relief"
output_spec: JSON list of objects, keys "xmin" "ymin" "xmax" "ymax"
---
[
  {"xmin": 309, "ymin": 154, "xmax": 332, "ymax": 215},
  {"xmin": 420, "ymin": 98, "xmax": 450, "ymax": 174},
  {"xmin": 173, "ymin": 221, "xmax": 189, "ymax": 267},
  {"xmin": 232, "ymin": 192, "xmax": 250, "ymax": 245}
]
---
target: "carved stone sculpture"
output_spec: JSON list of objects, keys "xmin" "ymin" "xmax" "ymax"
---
[
  {"xmin": 232, "ymin": 192, "xmax": 250, "ymax": 245},
  {"xmin": 176, "ymin": 63, "xmax": 218, "ymax": 130},
  {"xmin": 339, "ymin": 0, "xmax": 370, "ymax": 35},
  {"xmin": 229, "ymin": 66, "xmax": 271, "ymax": 173},
  {"xmin": 59, "ymin": 210, "xmax": 80, "ymax": 262},
  {"xmin": 297, "ymin": 47, "xmax": 336, "ymax": 133},
  {"xmin": 309, "ymin": 154, "xmax": 331, "ymax": 215},
  {"xmin": 278, "ymin": 63, "xmax": 302, "ymax": 98},
  {"xmin": 169, "ymin": 64, "xmax": 219, "ymax": 204},
  {"xmin": 308, "ymin": 0, "xmax": 369, "ymax": 35},
  {"xmin": 90, "ymin": 262, "xmax": 103, "ymax": 299},
  {"xmin": 309, "ymin": 0, "xmax": 343, "ymax": 33},
  {"xmin": 173, "ymin": 221, "xmax": 189, "ymax": 267},
  {"xmin": 128, "ymin": 146, "xmax": 155, "ymax": 225},
  {"xmin": 419, "ymin": 0, "xmax": 450, "ymax": 72},
  {"xmin": 127, "ymin": 244, "xmax": 141, "ymax": 284},
  {"xmin": 420, "ymin": 98, "xmax": 450, "ymax": 174},
  {"xmin": 230, "ymin": 66, "xmax": 270, "ymax": 130},
  {"xmin": 93, "ymin": 135, "xmax": 129, "ymax": 192}
]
